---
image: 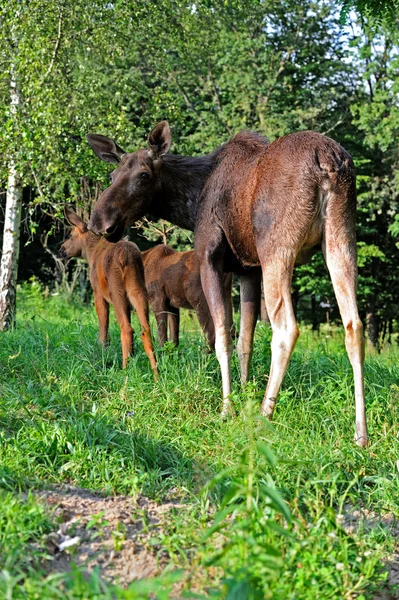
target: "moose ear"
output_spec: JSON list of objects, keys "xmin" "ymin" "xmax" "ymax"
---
[
  {"xmin": 86, "ymin": 133, "xmax": 126, "ymax": 164},
  {"xmin": 64, "ymin": 206, "xmax": 87, "ymax": 233},
  {"xmin": 147, "ymin": 121, "xmax": 172, "ymax": 159}
]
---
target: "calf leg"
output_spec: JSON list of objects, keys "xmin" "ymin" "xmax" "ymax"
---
[
  {"xmin": 223, "ymin": 273, "xmax": 237, "ymax": 340},
  {"xmin": 112, "ymin": 294, "xmax": 134, "ymax": 369},
  {"xmin": 94, "ymin": 291, "xmax": 110, "ymax": 346},
  {"xmin": 151, "ymin": 295, "xmax": 169, "ymax": 347},
  {"xmin": 259, "ymin": 257, "xmax": 299, "ymax": 419},
  {"xmin": 168, "ymin": 307, "xmax": 180, "ymax": 347},
  {"xmin": 125, "ymin": 271, "xmax": 158, "ymax": 379},
  {"xmin": 194, "ymin": 297, "xmax": 215, "ymax": 350},
  {"xmin": 236, "ymin": 270, "xmax": 261, "ymax": 384},
  {"xmin": 129, "ymin": 290, "xmax": 158, "ymax": 379}
]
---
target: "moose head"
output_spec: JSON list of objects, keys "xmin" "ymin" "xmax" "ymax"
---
[
  {"xmin": 60, "ymin": 207, "xmax": 88, "ymax": 259},
  {"xmin": 87, "ymin": 121, "xmax": 172, "ymax": 242}
]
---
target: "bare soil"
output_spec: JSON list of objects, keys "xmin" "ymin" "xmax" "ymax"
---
[
  {"xmin": 30, "ymin": 488, "xmax": 399, "ymax": 598},
  {"xmin": 37, "ymin": 485, "xmax": 181, "ymax": 587},
  {"xmin": 343, "ymin": 505, "xmax": 399, "ymax": 599}
]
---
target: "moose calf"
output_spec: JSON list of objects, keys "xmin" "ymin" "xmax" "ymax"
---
[
  {"xmin": 142, "ymin": 245, "xmax": 234, "ymax": 349},
  {"xmin": 60, "ymin": 207, "xmax": 158, "ymax": 377}
]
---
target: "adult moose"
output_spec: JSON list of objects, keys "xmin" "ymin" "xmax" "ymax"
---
[{"xmin": 87, "ymin": 122, "xmax": 368, "ymax": 447}]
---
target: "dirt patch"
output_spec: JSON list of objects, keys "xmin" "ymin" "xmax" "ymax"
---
[
  {"xmin": 36, "ymin": 485, "xmax": 181, "ymax": 587},
  {"xmin": 32, "ymin": 489, "xmax": 399, "ymax": 597},
  {"xmin": 343, "ymin": 506, "xmax": 399, "ymax": 599}
]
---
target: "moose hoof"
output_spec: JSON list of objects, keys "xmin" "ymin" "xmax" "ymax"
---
[
  {"xmin": 354, "ymin": 433, "xmax": 369, "ymax": 448},
  {"xmin": 220, "ymin": 401, "xmax": 236, "ymax": 420},
  {"xmin": 260, "ymin": 397, "xmax": 276, "ymax": 419}
]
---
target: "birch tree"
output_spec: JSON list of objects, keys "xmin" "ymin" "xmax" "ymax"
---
[{"xmin": 0, "ymin": 22, "xmax": 22, "ymax": 330}]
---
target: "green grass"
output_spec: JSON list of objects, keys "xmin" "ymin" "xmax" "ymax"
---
[{"xmin": 0, "ymin": 281, "xmax": 398, "ymax": 598}]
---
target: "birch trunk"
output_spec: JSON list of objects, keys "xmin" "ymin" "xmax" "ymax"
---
[{"xmin": 0, "ymin": 69, "xmax": 22, "ymax": 331}]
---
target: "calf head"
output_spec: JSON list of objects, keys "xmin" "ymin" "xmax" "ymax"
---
[
  {"xmin": 87, "ymin": 121, "xmax": 172, "ymax": 242},
  {"xmin": 60, "ymin": 207, "xmax": 88, "ymax": 258}
]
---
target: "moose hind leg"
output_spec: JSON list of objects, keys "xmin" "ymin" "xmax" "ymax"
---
[
  {"xmin": 323, "ymin": 234, "xmax": 368, "ymax": 447},
  {"xmin": 112, "ymin": 293, "xmax": 134, "ymax": 369},
  {"xmin": 127, "ymin": 282, "xmax": 158, "ymax": 380},
  {"xmin": 260, "ymin": 258, "xmax": 299, "ymax": 419},
  {"xmin": 236, "ymin": 270, "xmax": 261, "ymax": 385}
]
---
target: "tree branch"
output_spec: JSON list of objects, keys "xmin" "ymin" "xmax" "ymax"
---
[{"xmin": 43, "ymin": 9, "xmax": 63, "ymax": 82}]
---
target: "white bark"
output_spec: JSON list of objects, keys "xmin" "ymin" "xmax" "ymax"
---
[{"xmin": 0, "ymin": 69, "xmax": 22, "ymax": 331}]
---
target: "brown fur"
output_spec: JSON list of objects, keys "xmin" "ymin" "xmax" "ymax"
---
[
  {"xmin": 86, "ymin": 122, "xmax": 368, "ymax": 446},
  {"xmin": 60, "ymin": 208, "xmax": 158, "ymax": 377},
  {"xmin": 142, "ymin": 245, "xmax": 234, "ymax": 349},
  {"xmin": 195, "ymin": 129, "xmax": 367, "ymax": 444}
]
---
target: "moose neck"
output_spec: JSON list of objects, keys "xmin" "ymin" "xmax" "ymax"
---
[
  {"xmin": 82, "ymin": 231, "xmax": 108, "ymax": 263},
  {"xmin": 150, "ymin": 148, "xmax": 222, "ymax": 231}
]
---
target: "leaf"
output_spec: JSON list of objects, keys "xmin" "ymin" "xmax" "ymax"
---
[
  {"xmin": 256, "ymin": 442, "xmax": 277, "ymax": 467},
  {"xmin": 260, "ymin": 484, "xmax": 291, "ymax": 523}
]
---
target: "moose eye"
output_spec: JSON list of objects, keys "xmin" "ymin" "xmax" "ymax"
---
[{"xmin": 140, "ymin": 172, "xmax": 150, "ymax": 181}]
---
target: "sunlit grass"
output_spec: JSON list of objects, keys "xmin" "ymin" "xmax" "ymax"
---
[{"xmin": 0, "ymin": 282, "xmax": 397, "ymax": 598}]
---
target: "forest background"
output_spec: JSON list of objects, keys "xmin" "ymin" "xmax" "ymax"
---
[{"xmin": 1, "ymin": 0, "xmax": 399, "ymax": 347}]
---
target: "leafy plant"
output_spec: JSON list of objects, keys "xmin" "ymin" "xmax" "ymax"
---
[{"xmin": 203, "ymin": 399, "xmax": 291, "ymax": 598}]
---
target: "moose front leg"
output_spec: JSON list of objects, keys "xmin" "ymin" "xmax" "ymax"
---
[
  {"xmin": 200, "ymin": 249, "xmax": 233, "ymax": 417},
  {"xmin": 236, "ymin": 269, "xmax": 261, "ymax": 385}
]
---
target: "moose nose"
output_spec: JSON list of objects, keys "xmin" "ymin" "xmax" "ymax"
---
[
  {"xmin": 88, "ymin": 214, "xmax": 117, "ymax": 237},
  {"xmin": 103, "ymin": 222, "xmax": 118, "ymax": 237},
  {"xmin": 88, "ymin": 220, "xmax": 117, "ymax": 237},
  {"xmin": 59, "ymin": 247, "xmax": 67, "ymax": 259}
]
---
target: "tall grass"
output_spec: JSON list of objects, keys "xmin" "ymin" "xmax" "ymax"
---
[{"xmin": 0, "ymin": 281, "xmax": 397, "ymax": 598}]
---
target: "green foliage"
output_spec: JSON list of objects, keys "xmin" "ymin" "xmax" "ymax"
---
[
  {"xmin": 0, "ymin": 288, "xmax": 397, "ymax": 597},
  {"xmin": 340, "ymin": 0, "xmax": 399, "ymax": 28},
  {"xmin": 0, "ymin": 491, "xmax": 52, "ymax": 573},
  {"xmin": 7, "ymin": 0, "xmax": 392, "ymax": 326},
  {"xmin": 1, "ymin": 2, "xmax": 399, "ymax": 337},
  {"xmin": 203, "ymin": 399, "xmax": 290, "ymax": 597}
]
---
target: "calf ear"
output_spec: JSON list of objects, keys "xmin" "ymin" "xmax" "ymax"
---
[
  {"xmin": 64, "ymin": 206, "xmax": 87, "ymax": 233},
  {"xmin": 86, "ymin": 133, "xmax": 126, "ymax": 164},
  {"xmin": 148, "ymin": 121, "xmax": 172, "ymax": 159}
]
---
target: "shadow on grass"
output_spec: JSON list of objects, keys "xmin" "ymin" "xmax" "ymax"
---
[{"xmin": 0, "ymin": 402, "xmax": 201, "ymax": 499}]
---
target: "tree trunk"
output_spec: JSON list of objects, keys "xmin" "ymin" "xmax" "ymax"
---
[
  {"xmin": 311, "ymin": 294, "xmax": 320, "ymax": 333},
  {"xmin": 0, "ymin": 70, "xmax": 22, "ymax": 331},
  {"xmin": 366, "ymin": 309, "xmax": 379, "ymax": 352}
]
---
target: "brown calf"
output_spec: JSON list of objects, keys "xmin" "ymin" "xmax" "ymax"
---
[
  {"xmin": 142, "ymin": 244, "xmax": 234, "ymax": 349},
  {"xmin": 60, "ymin": 207, "xmax": 158, "ymax": 377},
  {"xmin": 86, "ymin": 122, "xmax": 367, "ymax": 447}
]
